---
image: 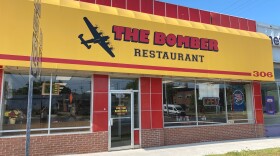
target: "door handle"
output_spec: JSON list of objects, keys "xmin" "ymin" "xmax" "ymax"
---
[{"xmin": 109, "ymin": 118, "xmax": 113, "ymax": 126}]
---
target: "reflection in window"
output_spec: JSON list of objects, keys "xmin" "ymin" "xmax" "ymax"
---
[
  {"xmin": 31, "ymin": 76, "xmax": 51, "ymax": 130},
  {"xmin": 163, "ymin": 80, "xmax": 196, "ymax": 127},
  {"xmin": 163, "ymin": 79, "xmax": 254, "ymax": 127},
  {"xmin": 226, "ymin": 82, "xmax": 253, "ymax": 123},
  {"xmin": 0, "ymin": 72, "xmax": 91, "ymax": 136},
  {"xmin": 50, "ymin": 76, "xmax": 91, "ymax": 131},
  {"xmin": 196, "ymin": 81, "xmax": 226, "ymax": 125},
  {"xmin": 0, "ymin": 72, "xmax": 50, "ymax": 136},
  {"xmin": 261, "ymin": 82, "xmax": 280, "ymax": 126},
  {"xmin": 261, "ymin": 82, "xmax": 279, "ymax": 125},
  {"xmin": 110, "ymin": 78, "xmax": 138, "ymax": 90}
]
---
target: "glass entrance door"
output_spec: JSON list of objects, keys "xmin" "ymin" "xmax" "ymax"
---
[{"xmin": 109, "ymin": 92, "xmax": 134, "ymax": 150}]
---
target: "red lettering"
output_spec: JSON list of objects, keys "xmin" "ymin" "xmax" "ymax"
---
[
  {"xmin": 139, "ymin": 29, "xmax": 150, "ymax": 44},
  {"xmin": 190, "ymin": 37, "xmax": 200, "ymax": 49},
  {"xmin": 154, "ymin": 32, "xmax": 166, "ymax": 45},
  {"xmin": 166, "ymin": 34, "xmax": 177, "ymax": 47},
  {"xmin": 112, "ymin": 25, "xmax": 125, "ymax": 40},
  {"xmin": 177, "ymin": 35, "xmax": 190, "ymax": 48},
  {"xmin": 209, "ymin": 39, "xmax": 219, "ymax": 51},
  {"xmin": 124, "ymin": 28, "xmax": 139, "ymax": 42},
  {"xmin": 200, "ymin": 38, "xmax": 209, "ymax": 50},
  {"xmin": 113, "ymin": 26, "xmax": 219, "ymax": 52}
]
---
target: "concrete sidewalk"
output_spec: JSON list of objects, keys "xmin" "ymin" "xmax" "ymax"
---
[{"xmin": 64, "ymin": 137, "xmax": 280, "ymax": 156}]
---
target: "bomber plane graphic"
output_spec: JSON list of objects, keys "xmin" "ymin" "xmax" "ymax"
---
[{"xmin": 78, "ymin": 17, "xmax": 115, "ymax": 58}]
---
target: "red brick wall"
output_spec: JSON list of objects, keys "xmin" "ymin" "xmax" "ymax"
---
[
  {"xmin": 0, "ymin": 132, "xmax": 108, "ymax": 156},
  {"xmin": 164, "ymin": 124, "xmax": 264, "ymax": 146},
  {"xmin": 141, "ymin": 129, "xmax": 164, "ymax": 148}
]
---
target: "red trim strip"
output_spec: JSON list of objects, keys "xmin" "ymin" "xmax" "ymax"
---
[{"xmin": 0, "ymin": 54, "xmax": 251, "ymax": 76}]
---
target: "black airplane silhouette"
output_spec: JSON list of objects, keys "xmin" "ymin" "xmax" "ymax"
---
[{"xmin": 78, "ymin": 17, "xmax": 115, "ymax": 58}]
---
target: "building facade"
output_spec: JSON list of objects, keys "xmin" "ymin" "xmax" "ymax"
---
[
  {"xmin": 0, "ymin": 0, "xmax": 274, "ymax": 155},
  {"xmin": 257, "ymin": 23, "xmax": 280, "ymax": 137}
]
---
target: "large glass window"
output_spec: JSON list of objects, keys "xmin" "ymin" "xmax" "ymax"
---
[
  {"xmin": 226, "ymin": 82, "xmax": 253, "ymax": 123},
  {"xmin": 163, "ymin": 79, "xmax": 254, "ymax": 127},
  {"xmin": 50, "ymin": 75, "xmax": 91, "ymax": 133},
  {"xmin": 110, "ymin": 78, "xmax": 139, "ymax": 129},
  {"xmin": 1, "ymin": 72, "xmax": 29, "ymax": 135},
  {"xmin": 0, "ymin": 72, "xmax": 51, "ymax": 135},
  {"xmin": 262, "ymin": 82, "xmax": 280, "ymax": 125},
  {"xmin": 196, "ymin": 81, "xmax": 226, "ymax": 125},
  {"xmin": 110, "ymin": 78, "xmax": 138, "ymax": 90},
  {"xmin": 163, "ymin": 80, "xmax": 196, "ymax": 127},
  {"xmin": 0, "ymin": 70, "xmax": 91, "ymax": 136},
  {"xmin": 31, "ymin": 76, "xmax": 52, "ymax": 133}
]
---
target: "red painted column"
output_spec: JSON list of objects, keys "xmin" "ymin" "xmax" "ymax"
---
[
  {"xmin": 151, "ymin": 78, "xmax": 163, "ymax": 129},
  {"xmin": 140, "ymin": 77, "xmax": 163, "ymax": 130},
  {"xmin": 92, "ymin": 75, "xmax": 109, "ymax": 132},
  {"xmin": 141, "ymin": 77, "xmax": 152, "ymax": 129},
  {"xmin": 253, "ymin": 81, "xmax": 263, "ymax": 124}
]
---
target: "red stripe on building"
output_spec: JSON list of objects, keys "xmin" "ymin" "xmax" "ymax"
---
[{"xmin": 0, "ymin": 54, "xmax": 251, "ymax": 76}]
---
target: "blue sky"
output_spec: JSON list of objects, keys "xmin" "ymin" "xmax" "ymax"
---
[{"xmin": 160, "ymin": 0, "xmax": 280, "ymax": 26}]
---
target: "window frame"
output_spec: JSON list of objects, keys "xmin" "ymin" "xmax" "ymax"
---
[
  {"xmin": 163, "ymin": 79, "xmax": 255, "ymax": 128},
  {"xmin": 0, "ymin": 71, "xmax": 92, "ymax": 136}
]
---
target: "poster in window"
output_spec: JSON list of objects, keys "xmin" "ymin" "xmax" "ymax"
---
[
  {"xmin": 233, "ymin": 90, "xmax": 245, "ymax": 111},
  {"xmin": 42, "ymin": 83, "xmax": 60, "ymax": 95},
  {"xmin": 265, "ymin": 96, "xmax": 276, "ymax": 115}
]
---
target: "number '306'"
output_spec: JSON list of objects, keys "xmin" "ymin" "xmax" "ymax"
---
[{"xmin": 253, "ymin": 71, "xmax": 273, "ymax": 77}]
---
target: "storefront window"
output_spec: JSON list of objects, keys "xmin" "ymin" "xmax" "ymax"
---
[
  {"xmin": 163, "ymin": 80, "xmax": 254, "ymax": 127},
  {"xmin": 0, "ymin": 72, "xmax": 50, "ymax": 136},
  {"xmin": 196, "ymin": 81, "xmax": 226, "ymax": 125},
  {"xmin": 226, "ymin": 82, "xmax": 253, "ymax": 123},
  {"xmin": 262, "ymin": 82, "xmax": 280, "ymax": 125},
  {"xmin": 110, "ymin": 78, "xmax": 138, "ymax": 90},
  {"xmin": 50, "ymin": 76, "xmax": 91, "ymax": 132},
  {"xmin": 31, "ymin": 76, "xmax": 51, "ymax": 132},
  {"xmin": 1, "ymin": 72, "xmax": 29, "ymax": 136},
  {"xmin": 0, "ymin": 71, "xmax": 91, "ymax": 136},
  {"xmin": 163, "ymin": 80, "xmax": 196, "ymax": 127},
  {"xmin": 274, "ymin": 65, "xmax": 280, "ymax": 81}
]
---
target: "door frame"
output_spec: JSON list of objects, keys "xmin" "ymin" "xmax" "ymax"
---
[{"xmin": 108, "ymin": 90, "xmax": 134, "ymax": 151}]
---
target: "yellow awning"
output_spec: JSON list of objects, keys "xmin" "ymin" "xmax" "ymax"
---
[{"xmin": 0, "ymin": 0, "xmax": 274, "ymax": 81}]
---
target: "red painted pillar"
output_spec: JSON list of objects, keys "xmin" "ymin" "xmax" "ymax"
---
[
  {"xmin": 253, "ymin": 81, "xmax": 263, "ymax": 124},
  {"xmin": 141, "ymin": 77, "xmax": 152, "ymax": 129},
  {"xmin": 140, "ymin": 77, "xmax": 163, "ymax": 129},
  {"xmin": 151, "ymin": 78, "xmax": 163, "ymax": 129},
  {"xmin": 92, "ymin": 74, "xmax": 108, "ymax": 132}
]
